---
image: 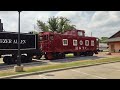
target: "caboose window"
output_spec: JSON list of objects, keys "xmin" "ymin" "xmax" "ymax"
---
[
  {"xmin": 63, "ymin": 39, "xmax": 68, "ymax": 46},
  {"xmin": 73, "ymin": 39, "xmax": 77, "ymax": 46},
  {"xmin": 78, "ymin": 31, "xmax": 83, "ymax": 36},
  {"xmin": 39, "ymin": 35, "xmax": 48, "ymax": 41},
  {"xmin": 50, "ymin": 35, "xmax": 54, "ymax": 40},
  {"xmin": 85, "ymin": 40, "xmax": 89, "ymax": 46},
  {"xmin": 39, "ymin": 36, "xmax": 43, "ymax": 41},
  {"xmin": 91, "ymin": 40, "xmax": 94, "ymax": 46}
]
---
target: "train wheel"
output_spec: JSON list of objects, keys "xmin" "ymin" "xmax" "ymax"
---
[
  {"xmin": 3, "ymin": 56, "xmax": 12, "ymax": 65},
  {"xmin": 21, "ymin": 55, "xmax": 27, "ymax": 63},
  {"xmin": 45, "ymin": 54, "xmax": 48, "ymax": 60},
  {"xmin": 74, "ymin": 52, "xmax": 80, "ymax": 57},
  {"xmin": 55, "ymin": 53, "xmax": 61, "ymax": 59},
  {"xmin": 25, "ymin": 56, "xmax": 32, "ymax": 63},
  {"xmin": 61, "ymin": 53, "xmax": 65, "ymax": 59},
  {"xmin": 37, "ymin": 55, "xmax": 42, "ymax": 60},
  {"xmin": 3, "ymin": 57, "xmax": 7, "ymax": 64},
  {"xmin": 88, "ymin": 52, "xmax": 94, "ymax": 56},
  {"xmin": 53, "ymin": 53, "xmax": 65, "ymax": 59},
  {"xmin": 74, "ymin": 52, "xmax": 77, "ymax": 56},
  {"xmin": 33, "ymin": 55, "xmax": 42, "ymax": 60},
  {"xmin": 33, "ymin": 55, "xmax": 37, "ymax": 59},
  {"xmin": 83, "ymin": 52, "xmax": 87, "ymax": 56},
  {"xmin": 28, "ymin": 57, "xmax": 32, "ymax": 62},
  {"xmin": 58, "ymin": 53, "xmax": 65, "ymax": 59},
  {"xmin": 45, "ymin": 53, "xmax": 54, "ymax": 60}
]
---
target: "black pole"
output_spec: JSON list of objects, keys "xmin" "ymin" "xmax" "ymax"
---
[{"xmin": 17, "ymin": 11, "xmax": 21, "ymax": 66}]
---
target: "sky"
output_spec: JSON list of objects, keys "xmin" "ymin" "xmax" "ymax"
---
[{"xmin": 0, "ymin": 11, "xmax": 120, "ymax": 38}]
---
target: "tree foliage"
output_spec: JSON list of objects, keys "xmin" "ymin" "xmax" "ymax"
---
[
  {"xmin": 100, "ymin": 37, "xmax": 108, "ymax": 43},
  {"xmin": 37, "ymin": 20, "xmax": 49, "ymax": 32},
  {"xmin": 37, "ymin": 16, "xmax": 76, "ymax": 33},
  {"xmin": 48, "ymin": 17, "xmax": 59, "ymax": 32}
]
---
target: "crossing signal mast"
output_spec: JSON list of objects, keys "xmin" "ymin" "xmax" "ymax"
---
[{"xmin": 91, "ymin": 32, "xmax": 92, "ymax": 37}]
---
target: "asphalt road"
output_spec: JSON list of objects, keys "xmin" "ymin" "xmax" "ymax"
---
[{"xmin": 14, "ymin": 61, "xmax": 120, "ymax": 79}]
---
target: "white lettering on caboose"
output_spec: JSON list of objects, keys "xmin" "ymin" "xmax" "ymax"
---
[{"xmin": 75, "ymin": 46, "xmax": 78, "ymax": 50}]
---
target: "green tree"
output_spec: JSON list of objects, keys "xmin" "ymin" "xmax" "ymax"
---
[
  {"xmin": 100, "ymin": 37, "xmax": 108, "ymax": 43},
  {"xmin": 48, "ymin": 16, "xmax": 59, "ymax": 32},
  {"xmin": 37, "ymin": 20, "xmax": 49, "ymax": 32},
  {"xmin": 63, "ymin": 23, "xmax": 76, "ymax": 33},
  {"xmin": 58, "ymin": 17, "xmax": 70, "ymax": 33},
  {"xmin": 37, "ymin": 17, "xmax": 76, "ymax": 33}
]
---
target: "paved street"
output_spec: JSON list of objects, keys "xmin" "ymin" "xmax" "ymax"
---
[{"xmin": 14, "ymin": 61, "xmax": 120, "ymax": 79}]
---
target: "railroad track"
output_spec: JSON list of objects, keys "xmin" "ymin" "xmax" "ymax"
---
[
  {"xmin": 0, "ymin": 56, "xmax": 104, "ymax": 71},
  {"xmin": 0, "ymin": 59, "xmax": 49, "ymax": 70},
  {"xmin": 0, "ymin": 57, "xmax": 79, "ymax": 71},
  {"xmin": 0, "ymin": 56, "xmax": 77, "ymax": 71}
]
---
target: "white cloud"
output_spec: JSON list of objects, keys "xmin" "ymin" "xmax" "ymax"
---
[
  {"xmin": 0, "ymin": 11, "xmax": 120, "ymax": 38},
  {"xmin": 20, "ymin": 11, "xmax": 57, "ymax": 33},
  {"xmin": 55, "ymin": 11, "xmax": 88, "ymax": 30},
  {"xmin": 0, "ymin": 11, "xmax": 58, "ymax": 33},
  {"xmin": 55, "ymin": 11, "xmax": 96, "ymax": 37},
  {"xmin": 0, "ymin": 11, "xmax": 18, "ymax": 32},
  {"xmin": 55, "ymin": 11, "xmax": 82, "ymax": 19},
  {"xmin": 87, "ymin": 11, "xmax": 120, "ymax": 38}
]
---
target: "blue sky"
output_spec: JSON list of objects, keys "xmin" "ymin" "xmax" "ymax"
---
[{"xmin": 0, "ymin": 11, "xmax": 120, "ymax": 38}]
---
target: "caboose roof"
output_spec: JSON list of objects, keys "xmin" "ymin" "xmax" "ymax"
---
[{"xmin": 64, "ymin": 29, "xmax": 85, "ymax": 33}]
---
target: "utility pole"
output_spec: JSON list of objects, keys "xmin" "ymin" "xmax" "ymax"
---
[
  {"xmin": 17, "ymin": 11, "xmax": 21, "ymax": 66},
  {"xmin": 14, "ymin": 11, "xmax": 24, "ymax": 72},
  {"xmin": 91, "ymin": 32, "xmax": 92, "ymax": 37}
]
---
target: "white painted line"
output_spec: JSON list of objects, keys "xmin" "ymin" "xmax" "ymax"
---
[
  {"xmin": 71, "ymin": 70, "xmax": 107, "ymax": 79},
  {"xmin": 39, "ymin": 75, "xmax": 47, "ymax": 79}
]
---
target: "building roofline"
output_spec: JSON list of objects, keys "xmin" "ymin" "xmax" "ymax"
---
[{"xmin": 109, "ymin": 30, "xmax": 120, "ymax": 39}]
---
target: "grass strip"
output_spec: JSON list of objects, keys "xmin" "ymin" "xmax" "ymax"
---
[{"xmin": 0, "ymin": 57, "xmax": 120, "ymax": 77}]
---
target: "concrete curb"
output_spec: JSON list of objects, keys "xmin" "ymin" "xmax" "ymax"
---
[{"xmin": 0, "ymin": 60, "xmax": 120, "ymax": 79}]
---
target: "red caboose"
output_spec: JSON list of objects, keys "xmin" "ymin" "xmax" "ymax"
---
[{"xmin": 38, "ymin": 30, "xmax": 99, "ymax": 60}]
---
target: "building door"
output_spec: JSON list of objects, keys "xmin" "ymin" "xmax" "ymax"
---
[{"xmin": 111, "ymin": 44, "xmax": 115, "ymax": 52}]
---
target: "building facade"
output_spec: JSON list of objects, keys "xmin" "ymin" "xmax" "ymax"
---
[{"xmin": 107, "ymin": 31, "xmax": 120, "ymax": 53}]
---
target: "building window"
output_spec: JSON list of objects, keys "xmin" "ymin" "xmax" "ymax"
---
[
  {"xmin": 73, "ymin": 39, "xmax": 77, "ymax": 46},
  {"xmin": 63, "ymin": 39, "xmax": 68, "ymax": 46},
  {"xmin": 80, "ymin": 40, "xmax": 83, "ymax": 45},
  {"xmin": 91, "ymin": 40, "xmax": 94, "ymax": 46},
  {"xmin": 85, "ymin": 40, "xmax": 89, "ymax": 46}
]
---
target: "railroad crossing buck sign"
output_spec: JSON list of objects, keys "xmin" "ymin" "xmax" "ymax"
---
[{"xmin": 0, "ymin": 32, "xmax": 36, "ymax": 50}]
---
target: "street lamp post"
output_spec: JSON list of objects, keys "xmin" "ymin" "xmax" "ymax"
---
[
  {"xmin": 17, "ymin": 11, "xmax": 21, "ymax": 66},
  {"xmin": 14, "ymin": 11, "xmax": 23, "ymax": 72}
]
